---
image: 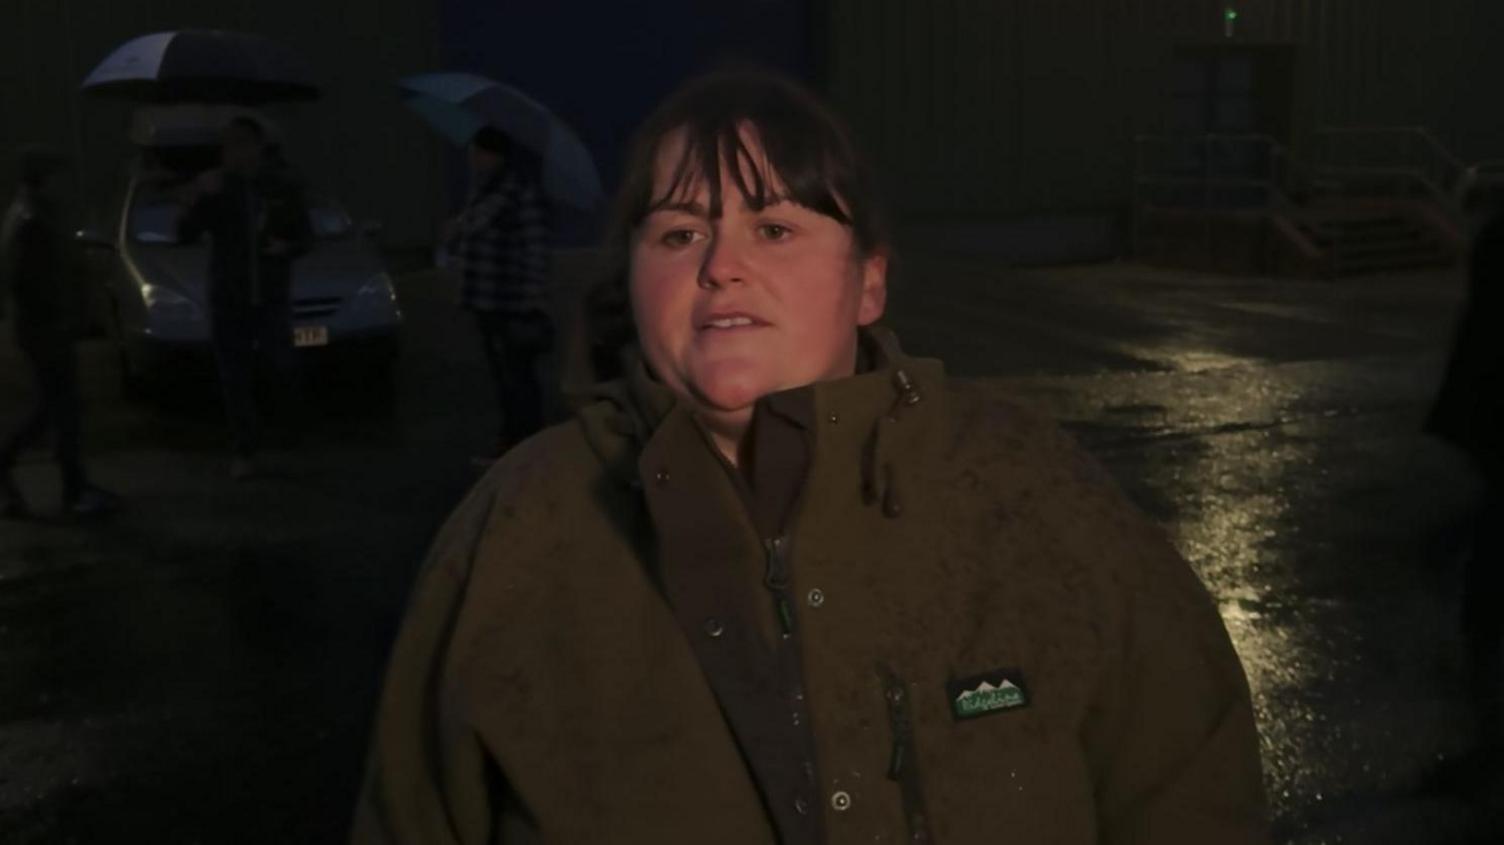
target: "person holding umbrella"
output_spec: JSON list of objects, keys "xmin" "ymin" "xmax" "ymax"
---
[
  {"xmin": 0, "ymin": 148, "xmax": 118, "ymax": 519},
  {"xmin": 353, "ymin": 71, "xmax": 1268, "ymax": 843},
  {"xmin": 177, "ymin": 116, "xmax": 313, "ymax": 480},
  {"xmin": 444, "ymin": 126, "xmax": 553, "ymax": 461},
  {"xmin": 80, "ymin": 32, "xmax": 321, "ymax": 479}
]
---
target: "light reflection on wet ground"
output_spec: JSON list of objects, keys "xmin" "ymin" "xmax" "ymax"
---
[{"xmin": 891, "ymin": 260, "xmax": 1499, "ymax": 842}]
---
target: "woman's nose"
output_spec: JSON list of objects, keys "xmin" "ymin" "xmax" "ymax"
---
[{"xmin": 698, "ymin": 233, "xmax": 748, "ymax": 289}]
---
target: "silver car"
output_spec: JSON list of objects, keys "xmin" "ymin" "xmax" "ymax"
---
[{"xmin": 78, "ymin": 161, "xmax": 402, "ymax": 395}]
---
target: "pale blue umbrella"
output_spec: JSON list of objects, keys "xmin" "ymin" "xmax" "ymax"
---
[{"xmin": 399, "ymin": 72, "xmax": 602, "ymax": 210}]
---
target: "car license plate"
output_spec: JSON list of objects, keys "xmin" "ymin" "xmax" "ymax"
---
[{"xmin": 293, "ymin": 326, "xmax": 329, "ymax": 347}]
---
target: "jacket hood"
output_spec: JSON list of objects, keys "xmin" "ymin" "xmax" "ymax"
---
[
  {"xmin": 573, "ymin": 325, "xmax": 943, "ymax": 517},
  {"xmin": 571, "ymin": 345, "xmax": 682, "ymax": 490}
]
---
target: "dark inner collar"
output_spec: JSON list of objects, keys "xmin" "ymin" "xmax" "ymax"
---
[{"xmin": 736, "ymin": 387, "xmax": 816, "ymax": 539}]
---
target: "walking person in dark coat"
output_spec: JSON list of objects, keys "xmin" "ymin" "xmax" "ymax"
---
[
  {"xmin": 1428, "ymin": 186, "xmax": 1504, "ymax": 745},
  {"xmin": 0, "ymin": 147, "xmax": 117, "ymax": 519},
  {"xmin": 445, "ymin": 126, "xmax": 553, "ymax": 462},
  {"xmin": 178, "ymin": 117, "xmax": 313, "ymax": 480}
]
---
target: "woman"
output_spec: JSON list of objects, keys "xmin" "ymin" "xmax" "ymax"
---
[
  {"xmin": 354, "ymin": 72, "xmax": 1269, "ymax": 844},
  {"xmin": 446, "ymin": 126, "xmax": 554, "ymax": 460}
]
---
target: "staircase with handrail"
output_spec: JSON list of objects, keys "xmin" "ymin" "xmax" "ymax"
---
[
  {"xmin": 1133, "ymin": 126, "xmax": 1483, "ymax": 277},
  {"xmin": 1312, "ymin": 126, "xmax": 1469, "ymax": 205}
]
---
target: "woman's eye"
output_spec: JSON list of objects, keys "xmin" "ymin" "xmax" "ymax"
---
[
  {"xmin": 660, "ymin": 229, "xmax": 703, "ymax": 248},
  {"xmin": 757, "ymin": 223, "xmax": 793, "ymax": 241}
]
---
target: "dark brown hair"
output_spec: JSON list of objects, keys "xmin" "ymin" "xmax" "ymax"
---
[
  {"xmin": 583, "ymin": 70, "xmax": 886, "ymax": 380},
  {"xmin": 608, "ymin": 70, "xmax": 885, "ymax": 257}
]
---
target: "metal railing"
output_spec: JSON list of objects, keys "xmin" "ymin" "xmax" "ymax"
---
[
  {"xmin": 1471, "ymin": 160, "xmax": 1504, "ymax": 179},
  {"xmin": 1133, "ymin": 133, "xmax": 1314, "ymax": 207},
  {"xmin": 1131, "ymin": 133, "xmax": 1308, "ymax": 256},
  {"xmin": 1458, "ymin": 159, "xmax": 1504, "ymax": 205},
  {"xmin": 1135, "ymin": 127, "xmax": 1489, "ymax": 213},
  {"xmin": 1311, "ymin": 126, "xmax": 1471, "ymax": 214},
  {"xmin": 1131, "ymin": 127, "xmax": 1503, "ymax": 262},
  {"xmin": 1130, "ymin": 126, "xmax": 1504, "ymax": 274}
]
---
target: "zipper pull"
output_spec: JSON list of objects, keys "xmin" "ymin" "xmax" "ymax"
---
[
  {"xmin": 762, "ymin": 536, "xmax": 789, "ymax": 590},
  {"xmin": 776, "ymin": 597, "xmax": 795, "ymax": 638},
  {"xmin": 877, "ymin": 662, "xmax": 933, "ymax": 844},
  {"xmin": 878, "ymin": 663, "xmax": 914, "ymax": 779},
  {"xmin": 888, "ymin": 733, "xmax": 907, "ymax": 778},
  {"xmin": 885, "ymin": 682, "xmax": 913, "ymax": 778}
]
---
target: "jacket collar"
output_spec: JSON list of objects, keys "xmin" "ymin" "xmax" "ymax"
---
[
  {"xmin": 609, "ymin": 326, "xmax": 944, "ymax": 520},
  {"xmin": 802, "ymin": 327, "xmax": 944, "ymax": 518}
]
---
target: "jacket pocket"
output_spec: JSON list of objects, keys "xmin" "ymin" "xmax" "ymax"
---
[{"xmin": 878, "ymin": 662, "xmax": 935, "ymax": 843}]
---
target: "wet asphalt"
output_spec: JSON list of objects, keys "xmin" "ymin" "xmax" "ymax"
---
[{"xmin": 1, "ymin": 255, "xmax": 1499, "ymax": 843}]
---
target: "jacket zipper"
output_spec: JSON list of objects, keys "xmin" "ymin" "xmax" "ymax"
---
[
  {"xmin": 763, "ymin": 536, "xmax": 790, "ymax": 589},
  {"xmin": 879, "ymin": 663, "xmax": 934, "ymax": 843},
  {"xmin": 763, "ymin": 536, "xmax": 794, "ymax": 637}
]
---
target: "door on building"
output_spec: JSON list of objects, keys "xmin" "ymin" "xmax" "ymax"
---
[{"xmin": 1167, "ymin": 44, "xmax": 1297, "ymax": 207}]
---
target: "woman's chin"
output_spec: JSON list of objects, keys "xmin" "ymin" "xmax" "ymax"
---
[{"xmin": 688, "ymin": 370, "xmax": 773, "ymax": 416}]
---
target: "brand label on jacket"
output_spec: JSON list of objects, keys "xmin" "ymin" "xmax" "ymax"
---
[{"xmin": 947, "ymin": 669, "xmax": 1030, "ymax": 720}]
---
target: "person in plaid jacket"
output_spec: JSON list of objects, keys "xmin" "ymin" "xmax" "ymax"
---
[{"xmin": 446, "ymin": 126, "xmax": 553, "ymax": 459}]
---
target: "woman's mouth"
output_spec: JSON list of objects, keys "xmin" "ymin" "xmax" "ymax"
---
[
  {"xmin": 705, "ymin": 316, "xmax": 756, "ymax": 329},
  {"xmin": 699, "ymin": 312, "xmax": 769, "ymax": 331}
]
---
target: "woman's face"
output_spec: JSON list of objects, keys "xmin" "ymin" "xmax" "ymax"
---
[{"xmin": 628, "ymin": 127, "xmax": 887, "ymax": 441}]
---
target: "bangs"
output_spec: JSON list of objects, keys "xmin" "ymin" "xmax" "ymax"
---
[
  {"xmin": 590, "ymin": 71, "xmax": 889, "ymax": 380},
  {"xmin": 644, "ymin": 117, "xmax": 855, "ymax": 228}
]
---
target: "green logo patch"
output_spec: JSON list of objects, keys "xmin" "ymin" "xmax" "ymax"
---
[{"xmin": 947, "ymin": 669, "xmax": 1030, "ymax": 720}]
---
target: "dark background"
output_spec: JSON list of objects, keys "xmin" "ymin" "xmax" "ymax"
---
[
  {"xmin": 4, "ymin": 1, "xmax": 1504, "ymax": 842},
  {"xmin": 6, "ymin": 0, "xmax": 1502, "ymax": 252}
]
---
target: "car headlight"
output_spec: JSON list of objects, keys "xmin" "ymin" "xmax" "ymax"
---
[
  {"xmin": 142, "ymin": 284, "xmax": 203, "ymax": 323},
  {"xmin": 349, "ymin": 273, "xmax": 401, "ymax": 320}
]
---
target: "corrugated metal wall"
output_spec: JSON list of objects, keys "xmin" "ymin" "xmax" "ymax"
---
[
  {"xmin": 0, "ymin": 0, "xmax": 445, "ymax": 246},
  {"xmin": 824, "ymin": 0, "xmax": 1504, "ymax": 220}
]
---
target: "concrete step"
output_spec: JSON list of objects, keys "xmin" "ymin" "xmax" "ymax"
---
[
  {"xmin": 1332, "ymin": 247, "xmax": 1454, "ymax": 274},
  {"xmin": 1301, "ymin": 226, "xmax": 1430, "ymax": 250},
  {"xmin": 1306, "ymin": 212, "xmax": 1413, "ymax": 227},
  {"xmin": 1332, "ymin": 238, "xmax": 1445, "ymax": 258}
]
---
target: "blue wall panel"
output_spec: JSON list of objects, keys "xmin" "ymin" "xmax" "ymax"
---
[{"xmin": 438, "ymin": 0, "xmax": 815, "ymax": 240}]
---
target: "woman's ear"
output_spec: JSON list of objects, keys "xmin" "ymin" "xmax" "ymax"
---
[{"xmin": 856, "ymin": 249, "xmax": 888, "ymax": 326}]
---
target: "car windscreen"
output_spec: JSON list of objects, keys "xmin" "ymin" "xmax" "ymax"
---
[
  {"xmin": 308, "ymin": 201, "xmax": 353, "ymax": 239},
  {"xmin": 128, "ymin": 186, "xmax": 186, "ymax": 244},
  {"xmin": 129, "ymin": 184, "xmax": 354, "ymax": 244}
]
